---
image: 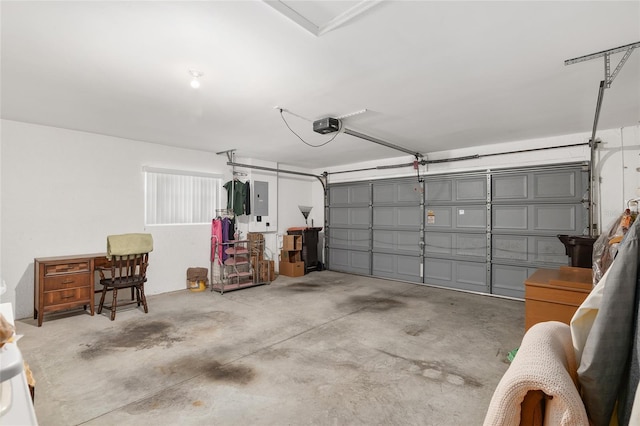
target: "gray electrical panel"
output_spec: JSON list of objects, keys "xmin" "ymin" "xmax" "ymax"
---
[{"xmin": 253, "ymin": 181, "xmax": 269, "ymax": 216}]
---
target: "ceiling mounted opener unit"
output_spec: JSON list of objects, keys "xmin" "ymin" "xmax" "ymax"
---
[
  {"xmin": 313, "ymin": 117, "xmax": 340, "ymax": 134},
  {"xmin": 313, "ymin": 116, "xmax": 422, "ymax": 158}
]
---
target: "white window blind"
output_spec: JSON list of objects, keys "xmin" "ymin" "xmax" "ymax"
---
[{"xmin": 144, "ymin": 168, "xmax": 223, "ymax": 225}]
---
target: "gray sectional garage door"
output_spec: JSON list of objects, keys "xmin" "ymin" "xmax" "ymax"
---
[
  {"xmin": 326, "ymin": 162, "xmax": 589, "ymax": 298},
  {"xmin": 424, "ymin": 173, "xmax": 489, "ymax": 293},
  {"xmin": 490, "ymin": 166, "xmax": 589, "ymax": 297},
  {"xmin": 372, "ymin": 179, "xmax": 423, "ymax": 283},
  {"xmin": 328, "ymin": 183, "xmax": 372, "ymax": 275}
]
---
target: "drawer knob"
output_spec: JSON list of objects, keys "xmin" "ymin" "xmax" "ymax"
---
[{"xmin": 62, "ymin": 279, "xmax": 74, "ymax": 284}]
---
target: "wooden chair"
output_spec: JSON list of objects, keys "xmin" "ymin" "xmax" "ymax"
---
[{"xmin": 97, "ymin": 252, "xmax": 150, "ymax": 321}]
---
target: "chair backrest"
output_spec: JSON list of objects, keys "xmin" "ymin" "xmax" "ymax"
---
[
  {"xmin": 106, "ymin": 233, "xmax": 153, "ymax": 260},
  {"xmin": 104, "ymin": 253, "xmax": 149, "ymax": 285}
]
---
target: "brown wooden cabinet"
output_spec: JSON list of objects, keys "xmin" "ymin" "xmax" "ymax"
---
[
  {"xmin": 34, "ymin": 254, "xmax": 101, "ymax": 326},
  {"xmin": 524, "ymin": 266, "xmax": 593, "ymax": 331}
]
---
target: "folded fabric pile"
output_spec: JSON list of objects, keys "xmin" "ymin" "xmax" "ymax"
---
[{"xmin": 484, "ymin": 321, "xmax": 588, "ymax": 425}]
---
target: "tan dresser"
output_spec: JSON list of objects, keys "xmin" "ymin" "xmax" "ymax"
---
[
  {"xmin": 524, "ymin": 266, "xmax": 593, "ymax": 331},
  {"xmin": 34, "ymin": 254, "xmax": 102, "ymax": 326}
]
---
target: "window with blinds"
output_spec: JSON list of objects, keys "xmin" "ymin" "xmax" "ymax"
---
[{"xmin": 144, "ymin": 168, "xmax": 223, "ymax": 225}]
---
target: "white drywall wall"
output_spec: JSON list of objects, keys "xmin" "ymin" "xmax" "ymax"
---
[{"xmin": 0, "ymin": 120, "xmax": 230, "ymax": 318}]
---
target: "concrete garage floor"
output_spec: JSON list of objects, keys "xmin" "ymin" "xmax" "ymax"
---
[{"xmin": 16, "ymin": 270, "xmax": 524, "ymax": 425}]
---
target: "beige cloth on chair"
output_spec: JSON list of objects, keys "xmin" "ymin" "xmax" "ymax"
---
[
  {"xmin": 483, "ymin": 321, "xmax": 588, "ymax": 426},
  {"xmin": 107, "ymin": 233, "xmax": 154, "ymax": 260}
]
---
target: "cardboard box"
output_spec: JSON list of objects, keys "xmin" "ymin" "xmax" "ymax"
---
[
  {"xmin": 281, "ymin": 250, "xmax": 301, "ymax": 263},
  {"xmin": 279, "ymin": 261, "xmax": 304, "ymax": 277},
  {"xmin": 283, "ymin": 235, "xmax": 302, "ymax": 251},
  {"xmin": 247, "ymin": 232, "xmax": 265, "ymax": 259},
  {"xmin": 259, "ymin": 260, "xmax": 275, "ymax": 282}
]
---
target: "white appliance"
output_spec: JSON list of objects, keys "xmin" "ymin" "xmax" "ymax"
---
[{"xmin": 0, "ymin": 303, "xmax": 38, "ymax": 425}]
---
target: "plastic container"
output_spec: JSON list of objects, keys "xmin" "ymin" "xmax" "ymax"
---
[
  {"xmin": 187, "ymin": 280, "xmax": 207, "ymax": 292},
  {"xmin": 557, "ymin": 235, "xmax": 598, "ymax": 268}
]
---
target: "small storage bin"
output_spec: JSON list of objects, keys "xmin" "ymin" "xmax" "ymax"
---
[
  {"xmin": 557, "ymin": 235, "xmax": 598, "ymax": 268},
  {"xmin": 186, "ymin": 267, "xmax": 209, "ymax": 292}
]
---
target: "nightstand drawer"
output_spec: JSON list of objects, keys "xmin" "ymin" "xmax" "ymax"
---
[
  {"xmin": 43, "ymin": 273, "xmax": 91, "ymax": 291},
  {"xmin": 35, "ymin": 254, "xmax": 105, "ymax": 326},
  {"xmin": 44, "ymin": 261, "xmax": 90, "ymax": 276},
  {"xmin": 43, "ymin": 287, "xmax": 92, "ymax": 306}
]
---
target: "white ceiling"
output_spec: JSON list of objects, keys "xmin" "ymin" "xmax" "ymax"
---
[{"xmin": 1, "ymin": 1, "xmax": 639, "ymax": 169}]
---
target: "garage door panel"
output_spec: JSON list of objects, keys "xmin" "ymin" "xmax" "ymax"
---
[
  {"xmin": 426, "ymin": 176, "xmax": 486, "ymax": 203},
  {"xmin": 456, "ymin": 234, "xmax": 487, "ymax": 258},
  {"xmin": 372, "ymin": 253, "xmax": 421, "ymax": 282},
  {"xmin": 425, "ymin": 207, "xmax": 453, "ymax": 228},
  {"xmin": 493, "ymin": 205, "xmax": 528, "ymax": 231},
  {"xmin": 456, "ymin": 177, "xmax": 486, "ymax": 201},
  {"xmin": 492, "ymin": 235, "xmax": 528, "ymax": 262},
  {"xmin": 424, "ymin": 257, "xmax": 487, "ymax": 292},
  {"xmin": 534, "ymin": 205, "xmax": 577, "ymax": 232},
  {"xmin": 329, "ymin": 248, "xmax": 370, "ymax": 275},
  {"xmin": 426, "ymin": 206, "xmax": 486, "ymax": 231},
  {"xmin": 373, "ymin": 181, "xmax": 422, "ymax": 204},
  {"xmin": 457, "ymin": 262, "xmax": 487, "ymax": 287},
  {"xmin": 330, "ymin": 207, "xmax": 370, "ymax": 227},
  {"xmin": 425, "ymin": 232, "xmax": 486, "ymax": 259},
  {"xmin": 426, "ymin": 180, "xmax": 453, "ymax": 203},
  {"xmin": 373, "ymin": 230, "xmax": 420, "ymax": 254},
  {"xmin": 493, "ymin": 175, "xmax": 528, "ymax": 200},
  {"xmin": 492, "ymin": 168, "xmax": 584, "ymax": 203},
  {"xmin": 533, "ymin": 236, "xmax": 567, "ymax": 264},
  {"xmin": 373, "ymin": 206, "xmax": 421, "ymax": 228},
  {"xmin": 329, "ymin": 184, "xmax": 370, "ymax": 205},
  {"xmin": 534, "ymin": 171, "xmax": 576, "ymax": 199},
  {"xmin": 424, "ymin": 232, "xmax": 452, "ymax": 256},
  {"xmin": 491, "ymin": 264, "xmax": 538, "ymax": 298},
  {"xmin": 423, "ymin": 257, "xmax": 452, "ymax": 282},
  {"xmin": 493, "ymin": 204, "xmax": 583, "ymax": 234},
  {"xmin": 455, "ymin": 206, "xmax": 486, "ymax": 229},
  {"xmin": 492, "ymin": 235, "xmax": 567, "ymax": 265},
  {"xmin": 329, "ymin": 228, "xmax": 371, "ymax": 250}
]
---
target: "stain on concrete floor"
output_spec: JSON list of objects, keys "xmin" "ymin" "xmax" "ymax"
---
[
  {"xmin": 79, "ymin": 320, "xmax": 184, "ymax": 359},
  {"xmin": 124, "ymin": 386, "xmax": 203, "ymax": 415},
  {"xmin": 339, "ymin": 295, "xmax": 407, "ymax": 312},
  {"xmin": 202, "ymin": 360, "xmax": 255, "ymax": 384},
  {"xmin": 275, "ymin": 277, "xmax": 347, "ymax": 292},
  {"xmin": 377, "ymin": 349, "xmax": 483, "ymax": 388},
  {"xmin": 278, "ymin": 281, "xmax": 323, "ymax": 292},
  {"xmin": 403, "ymin": 323, "xmax": 429, "ymax": 336}
]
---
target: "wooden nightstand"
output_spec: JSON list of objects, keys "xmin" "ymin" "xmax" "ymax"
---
[
  {"xmin": 524, "ymin": 266, "xmax": 593, "ymax": 331},
  {"xmin": 34, "ymin": 254, "xmax": 101, "ymax": 326}
]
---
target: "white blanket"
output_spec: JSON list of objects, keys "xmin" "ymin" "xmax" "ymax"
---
[{"xmin": 484, "ymin": 321, "xmax": 588, "ymax": 426}]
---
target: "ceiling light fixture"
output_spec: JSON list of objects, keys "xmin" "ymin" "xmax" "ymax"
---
[{"xmin": 189, "ymin": 69, "xmax": 203, "ymax": 89}]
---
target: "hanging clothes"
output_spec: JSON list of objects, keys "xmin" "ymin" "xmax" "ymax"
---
[
  {"xmin": 224, "ymin": 179, "xmax": 246, "ymax": 216},
  {"xmin": 211, "ymin": 218, "xmax": 223, "ymax": 265},
  {"xmin": 221, "ymin": 216, "xmax": 235, "ymax": 261},
  {"xmin": 244, "ymin": 181, "xmax": 251, "ymax": 215}
]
